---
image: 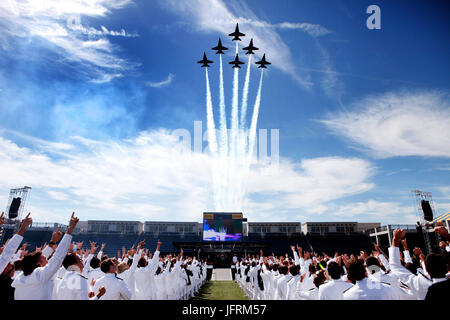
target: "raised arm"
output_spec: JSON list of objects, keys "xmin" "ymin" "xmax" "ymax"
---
[
  {"xmin": 36, "ymin": 212, "xmax": 79, "ymax": 283},
  {"xmin": 0, "ymin": 213, "xmax": 32, "ymax": 274}
]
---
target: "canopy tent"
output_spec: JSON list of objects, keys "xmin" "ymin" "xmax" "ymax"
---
[{"xmin": 422, "ymin": 211, "xmax": 450, "ymax": 227}]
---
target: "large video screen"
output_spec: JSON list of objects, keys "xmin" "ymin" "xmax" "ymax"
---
[{"xmin": 203, "ymin": 212, "xmax": 243, "ymax": 241}]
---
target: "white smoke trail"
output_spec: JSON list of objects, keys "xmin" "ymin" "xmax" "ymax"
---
[
  {"xmin": 240, "ymin": 54, "xmax": 252, "ymax": 129},
  {"xmin": 205, "ymin": 68, "xmax": 219, "ymax": 209},
  {"xmin": 227, "ymin": 42, "xmax": 240, "ymax": 209},
  {"xmin": 247, "ymin": 70, "xmax": 264, "ymax": 170},
  {"xmin": 205, "ymin": 68, "xmax": 218, "ymax": 154},
  {"xmin": 219, "ymin": 55, "xmax": 227, "ymax": 157},
  {"xmin": 218, "ymin": 55, "xmax": 228, "ymax": 210}
]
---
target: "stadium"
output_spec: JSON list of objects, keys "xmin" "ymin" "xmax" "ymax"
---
[{"xmin": 2, "ymin": 193, "xmax": 448, "ymax": 268}]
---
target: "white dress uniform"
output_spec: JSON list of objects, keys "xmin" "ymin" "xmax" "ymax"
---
[
  {"xmin": 116, "ymin": 253, "xmax": 139, "ymax": 299},
  {"xmin": 166, "ymin": 261, "xmax": 182, "ymax": 300},
  {"xmin": 134, "ymin": 251, "xmax": 160, "ymax": 300},
  {"xmin": 270, "ymin": 271, "xmax": 281, "ymax": 300},
  {"xmin": 260, "ymin": 266, "xmax": 272, "ymax": 300},
  {"xmin": 93, "ymin": 273, "xmax": 132, "ymax": 300},
  {"xmin": 55, "ymin": 270, "xmax": 97, "ymax": 300},
  {"xmin": 12, "ymin": 233, "xmax": 72, "ymax": 300},
  {"xmin": 318, "ymin": 278, "xmax": 353, "ymax": 300},
  {"xmin": 0, "ymin": 234, "xmax": 23, "ymax": 274},
  {"xmin": 343, "ymin": 277, "xmax": 397, "ymax": 300},
  {"xmin": 388, "ymin": 246, "xmax": 432, "ymax": 300},
  {"xmin": 87, "ymin": 267, "xmax": 104, "ymax": 288},
  {"xmin": 276, "ymin": 274, "xmax": 292, "ymax": 300},
  {"xmin": 154, "ymin": 262, "xmax": 170, "ymax": 300},
  {"xmin": 286, "ymin": 274, "xmax": 301, "ymax": 300},
  {"xmin": 298, "ymin": 287, "xmax": 319, "ymax": 300}
]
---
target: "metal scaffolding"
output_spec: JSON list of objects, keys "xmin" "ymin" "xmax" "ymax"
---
[{"xmin": 411, "ymin": 190, "xmax": 435, "ymax": 254}]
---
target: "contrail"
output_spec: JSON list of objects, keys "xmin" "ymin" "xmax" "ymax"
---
[
  {"xmin": 240, "ymin": 54, "xmax": 252, "ymax": 129},
  {"xmin": 205, "ymin": 68, "xmax": 218, "ymax": 154},
  {"xmin": 247, "ymin": 69, "xmax": 264, "ymax": 169},
  {"xmin": 219, "ymin": 55, "xmax": 228, "ymax": 157},
  {"xmin": 206, "ymin": 68, "xmax": 219, "ymax": 209}
]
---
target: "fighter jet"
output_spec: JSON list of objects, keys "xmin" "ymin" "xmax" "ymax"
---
[
  {"xmin": 212, "ymin": 38, "xmax": 228, "ymax": 54},
  {"xmin": 255, "ymin": 54, "xmax": 271, "ymax": 68},
  {"xmin": 243, "ymin": 38, "xmax": 258, "ymax": 55},
  {"xmin": 197, "ymin": 52, "xmax": 213, "ymax": 68},
  {"xmin": 229, "ymin": 53, "xmax": 245, "ymax": 68},
  {"xmin": 228, "ymin": 23, "xmax": 245, "ymax": 41}
]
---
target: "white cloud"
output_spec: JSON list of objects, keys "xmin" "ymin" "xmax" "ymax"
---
[
  {"xmin": 320, "ymin": 91, "xmax": 450, "ymax": 158},
  {"xmin": 0, "ymin": 131, "xmax": 375, "ymax": 224},
  {"xmin": 146, "ymin": 73, "xmax": 175, "ymax": 88},
  {"xmin": 0, "ymin": 0, "xmax": 136, "ymax": 82},
  {"xmin": 276, "ymin": 22, "xmax": 332, "ymax": 37},
  {"xmin": 318, "ymin": 200, "xmax": 417, "ymax": 224},
  {"xmin": 159, "ymin": 0, "xmax": 315, "ymax": 88}
]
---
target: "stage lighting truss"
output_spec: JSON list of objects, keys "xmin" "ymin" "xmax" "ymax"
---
[
  {"xmin": 411, "ymin": 190, "xmax": 437, "ymax": 254},
  {"xmin": 5, "ymin": 186, "xmax": 32, "ymax": 223}
]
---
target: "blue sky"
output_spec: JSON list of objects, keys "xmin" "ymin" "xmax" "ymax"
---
[{"xmin": 0, "ymin": 0, "xmax": 448, "ymax": 225}]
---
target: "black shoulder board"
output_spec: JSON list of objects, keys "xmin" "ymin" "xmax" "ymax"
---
[
  {"xmin": 115, "ymin": 275, "xmax": 123, "ymax": 280},
  {"xmin": 343, "ymin": 287, "xmax": 352, "ymax": 293},
  {"xmin": 418, "ymin": 271, "xmax": 432, "ymax": 282},
  {"xmin": 308, "ymin": 287, "xmax": 315, "ymax": 291},
  {"xmin": 79, "ymin": 274, "xmax": 88, "ymax": 280},
  {"xmin": 380, "ymin": 281, "xmax": 391, "ymax": 286}
]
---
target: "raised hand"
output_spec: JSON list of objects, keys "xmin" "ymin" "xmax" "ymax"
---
[
  {"xmin": 137, "ymin": 239, "xmax": 145, "ymax": 251},
  {"xmin": 18, "ymin": 213, "xmax": 32, "ymax": 236},
  {"xmin": 401, "ymin": 239, "xmax": 408, "ymax": 251},
  {"xmin": 434, "ymin": 226, "xmax": 450, "ymax": 241},
  {"xmin": 156, "ymin": 239, "xmax": 162, "ymax": 251},
  {"xmin": 51, "ymin": 226, "xmax": 63, "ymax": 244},
  {"xmin": 66, "ymin": 212, "xmax": 79, "ymax": 235},
  {"xmin": 100, "ymin": 243, "xmax": 106, "ymax": 251},
  {"xmin": 0, "ymin": 212, "xmax": 5, "ymax": 225},
  {"xmin": 77, "ymin": 241, "xmax": 84, "ymax": 250},
  {"xmin": 89, "ymin": 241, "xmax": 97, "ymax": 254},
  {"xmin": 97, "ymin": 286, "xmax": 106, "ymax": 299}
]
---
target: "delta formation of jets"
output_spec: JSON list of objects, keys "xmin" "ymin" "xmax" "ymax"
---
[{"xmin": 197, "ymin": 23, "xmax": 271, "ymax": 69}]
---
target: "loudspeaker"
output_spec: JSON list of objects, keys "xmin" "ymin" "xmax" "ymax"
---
[
  {"xmin": 421, "ymin": 200, "xmax": 433, "ymax": 222},
  {"xmin": 8, "ymin": 197, "xmax": 21, "ymax": 219}
]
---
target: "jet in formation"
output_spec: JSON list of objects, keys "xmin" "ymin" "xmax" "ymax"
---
[
  {"xmin": 197, "ymin": 52, "xmax": 213, "ymax": 67},
  {"xmin": 212, "ymin": 38, "xmax": 228, "ymax": 54},
  {"xmin": 228, "ymin": 23, "xmax": 245, "ymax": 41},
  {"xmin": 229, "ymin": 54, "xmax": 245, "ymax": 68},
  {"xmin": 255, "ymin": 54, "xmax": 271, "ymax": 68},
  {"xmin": 243, "ymin": 38, "xmax": 258, "ymax": 54}
]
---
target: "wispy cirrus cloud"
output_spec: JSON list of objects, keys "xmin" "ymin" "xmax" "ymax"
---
[
  {"xmin": 159, "ymin": 0, "xmax": 320, "ymax": 88},
  {"xmin": 0, "ymin": 0, "xmax": 138, "ymax": 82},
  {"xmin": 319, "ymin": 90, "xmax": 450, "ymax": 158},
  {"xmin": 146, "ymin": 73, "xmax": 175, "ymax": 88}
]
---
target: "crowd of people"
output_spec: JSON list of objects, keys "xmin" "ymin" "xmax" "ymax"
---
[
  {"xmin": 233, "ymin": 226, "xmax": 449, "ymax": 300},
  {"xmin": 0, "ymin": 212, "xmax": 207, "ymax": 300},
  {"xmin": 1, "ymin": 211, "xmax": 449, "ymax": 300}
]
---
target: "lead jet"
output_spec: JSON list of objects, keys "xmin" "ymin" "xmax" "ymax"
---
[
  {"xmin": 243, "ymin": 38, "xmax": 258, "ymax": 55},
  {"xmin": 212, "ymin": 38, "xmax": 228, "ymax": 54},
  {"xmin": 197, "ymin": 52, "xmax": 213, "ymax": 67},
  {"xmin": 255, "ymin": 54, "xmax": 271, "ymax": 68},
  {"xmin": 228, "ymin": 23, "xmax": 245, "ymax": 41},
  {"xmin": 229, "ymin": 53, "xmax": 245, "ymax": 68}
]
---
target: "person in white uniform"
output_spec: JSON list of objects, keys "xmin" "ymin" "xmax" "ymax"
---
[
  {"xmin": 12, "ymin": 212, "xmax": 79, "ymax": 300},
  {"xmin": 343, "ymin": 258, "xmax": 396, "ymax": 300},
  {"xmin": 318, "ymin": 261, "xmax": 353, "ymax": 300},
  {"xmin": 56, "ymin": 252, "xmax": 106, "ymax": 300},
  {"xmin": 93, "ymin": 258, "xmax": 132, "ymax": 300}
]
